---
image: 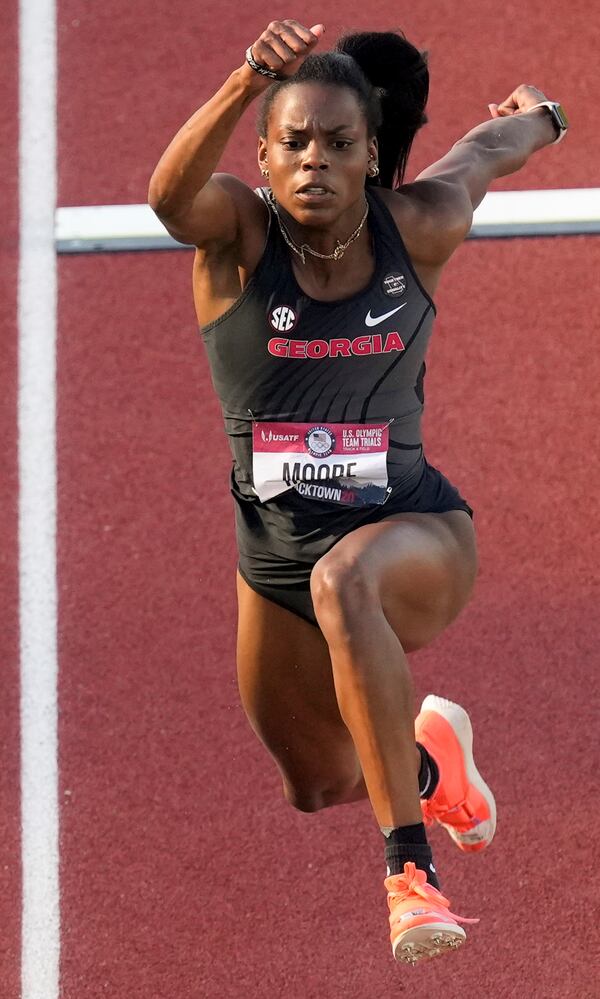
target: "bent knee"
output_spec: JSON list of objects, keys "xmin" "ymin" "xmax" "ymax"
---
[
  {"xmin": 282, "ymin": 776, "xmax": 357, "ymax": 813},
  {"xmin": 311, "ymin": 531, "xmax": 476, "ymax": 651},
  {"xmin": 283, "ymin": 784, "xmax": 325, "ymax": 813},
  {"xmin": 310, "ymin": 554, "xmax": 376, "ymax": 630}
]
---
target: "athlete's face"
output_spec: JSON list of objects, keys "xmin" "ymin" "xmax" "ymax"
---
[{"xmin": 258, "ymin": 83, "xmax": 377, "ymax": 227}]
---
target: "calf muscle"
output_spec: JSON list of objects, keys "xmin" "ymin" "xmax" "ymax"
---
[{"xmin": 235, "ymin": 574, "xmax": 363, "ymax": 807}]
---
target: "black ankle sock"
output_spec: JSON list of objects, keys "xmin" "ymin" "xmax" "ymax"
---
[
  {"xmin": 383, "ymin": 822, "xmax": 440, "ymax": 890},
  {"xmin": 385, "ymin": 821, "xmax": 428, "ymax": 845},
  {"xmin": 417, "ymin": 742, "xmax": 440, "ymax": 799}
]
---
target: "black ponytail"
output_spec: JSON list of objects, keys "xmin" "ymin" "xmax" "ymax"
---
[
  {"xmin": 335, "ymin": 32, "xmax": 429, "ymax": 188},
  {"xmin": 257, "ymin": 30, "xmax": 429, "ymax": 189}
]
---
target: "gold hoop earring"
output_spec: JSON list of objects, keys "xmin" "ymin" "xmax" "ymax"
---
[
  {"xmin": 368, "ymin": 163, "xmax": 379, "ymax": 178},
  {"xmin": 261, "ymin": 168, "xmax": 269, "ymax": 178}
]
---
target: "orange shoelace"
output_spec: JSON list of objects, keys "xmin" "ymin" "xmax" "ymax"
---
[
  {"xmin": 386, "ymin": 863, "xmax": 478, "ymax": 925},
  {"xmin": 422, "ymin": 794, "xmax": 480, "ymax": 828}
]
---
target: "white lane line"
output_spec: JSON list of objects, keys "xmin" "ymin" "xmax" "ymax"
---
[
  {"xmin": 53, "ymin": 188, "xmax": 600, "ymax": 252},
  {"xmin": 18, "ymin": 0, "xmax": 60, "ymax": 996}
]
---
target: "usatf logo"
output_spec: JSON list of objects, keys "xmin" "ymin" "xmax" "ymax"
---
[
  {"xmin": 305, "ymin": 426, "xmax": 335, "ymax": 458},
  {"xmin": 260, "ymin": 430, "xmax": 300, "ymax": 443},
  {"xmin": 269, "ymin": 305, "xmax": 297, "ymax": 332},
  {"xmin": 382, "ymin": 272, "xmax": 406, "ymax": 297}
]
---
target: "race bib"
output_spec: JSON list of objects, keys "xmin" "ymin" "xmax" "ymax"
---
[{"xmin": 252, "ymin": 421, "xmax": 390, "ymax": 507}]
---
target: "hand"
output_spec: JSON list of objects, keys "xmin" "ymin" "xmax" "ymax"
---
[
  {"xmin": 248, "ymin": 19, "xmax": 325, "ymax": 78},
  {"xmin": 488, "ymin": 84, "xmax": 548, "ymax": 118}
]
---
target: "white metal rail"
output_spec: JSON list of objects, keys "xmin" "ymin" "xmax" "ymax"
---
[{"xmin": 55, "ymin": 188, "xmax": 600, "ymax": 253}]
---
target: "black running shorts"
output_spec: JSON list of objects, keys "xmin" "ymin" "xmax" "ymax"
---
[{"xmin": 234, "ymin": 460, "xmax": 473, "ymax": 626}]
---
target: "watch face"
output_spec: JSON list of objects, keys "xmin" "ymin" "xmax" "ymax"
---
[{"xmin": 554, "ymin": 104, "xmax": 569, "ymax": 130}]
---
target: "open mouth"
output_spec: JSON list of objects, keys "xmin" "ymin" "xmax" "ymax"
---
[{"xmin": 295, "ymin": 185, "xmax": 334, "ymax": 201}]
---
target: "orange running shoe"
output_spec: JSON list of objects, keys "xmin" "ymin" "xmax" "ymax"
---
[
  {"xmin": 415, "ymin": 695, "xmax": 497, "ymax": 853},
  {"xmin": 386, "ymin": 862, "xmax": 477, "ymax": 964}
]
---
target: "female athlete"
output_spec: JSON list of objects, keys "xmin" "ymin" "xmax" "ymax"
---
[{"xmin": 148, "ymin": 20, "xmax": 566, "ymax": 965}]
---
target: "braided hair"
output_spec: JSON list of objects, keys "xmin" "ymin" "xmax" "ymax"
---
[{"xmin": 256, "ymin": 30, "xmax": 429, "ymax": 190}]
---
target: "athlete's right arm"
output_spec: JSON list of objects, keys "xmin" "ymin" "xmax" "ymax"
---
[{"xmin": 147, "ymin": 21, "xmax": 324, "ymax": 249}]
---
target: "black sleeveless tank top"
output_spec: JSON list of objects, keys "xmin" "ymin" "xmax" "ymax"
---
[{"xmin": 200, "ymin": 187, "xmax": 436, "ymax": 502}]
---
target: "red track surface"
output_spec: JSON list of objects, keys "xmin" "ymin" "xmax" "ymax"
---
[{"xmin": 5, "ymin": 1, "xmax": 599, "ymax": 996}]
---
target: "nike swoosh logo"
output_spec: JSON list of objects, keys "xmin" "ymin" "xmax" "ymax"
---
[{"xmin": 365, "ymin": 303, "xmax": 407, "ymax": 327}]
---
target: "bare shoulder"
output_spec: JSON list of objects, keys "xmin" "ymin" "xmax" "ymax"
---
[
  {"xmin": 210, "ymin": 174, "xmax": 270, "ymax": 265},
  {"xmin": 156, "ymin": 171, "xmax": 269, "ymax": 262},
  {"xmin": 376, "ymin": 181, "xmax": 473, "ymax": 270},
  {"xmin": 192, "ymin": 175, "xmax": 271, "ymax": 327},
  {"xmin": 212, "ymin": 172, "xmax": 269, "ymax": 225}
]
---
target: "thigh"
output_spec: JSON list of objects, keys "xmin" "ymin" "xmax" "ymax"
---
[
  {"xmin": 312, "ymin": 510, "xmax": 478, "ymax": 652},
  {"xmin": 235, "ymin": 572, "xmax": 360, "ymax": 794}
]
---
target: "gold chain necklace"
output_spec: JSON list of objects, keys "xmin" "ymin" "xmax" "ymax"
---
[{"xmin": 266, "ymin": 189, "xmax": 369, "ymax": 264}]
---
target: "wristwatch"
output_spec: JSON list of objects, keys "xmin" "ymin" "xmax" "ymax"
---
[{"xmin": 527, "ymin": 101, "xmax": 569, "ymax": 144}]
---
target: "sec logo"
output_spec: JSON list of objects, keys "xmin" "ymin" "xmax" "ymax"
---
[{"xmin": 269, "ymin": 305, "xmax": 297, "ymax": 332}]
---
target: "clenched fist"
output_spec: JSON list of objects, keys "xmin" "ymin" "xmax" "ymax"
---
[
  {"xmin": 488, "ymin": 83, "xmax": 548, "ymax": 117},
  {"xmin": 247, "ymin": 19, "xmax": 325, "ymax": 80}
]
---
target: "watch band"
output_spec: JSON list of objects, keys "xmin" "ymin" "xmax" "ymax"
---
[
  {"xmin": 245, "ymin": 46, "xmax": 284, "ymax": 81},
  {"xmin": 527, "ymin": 101, "xmax": 569, "ymax": 144}
]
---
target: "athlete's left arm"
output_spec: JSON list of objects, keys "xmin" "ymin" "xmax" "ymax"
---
[{"xmin": 398, "ymin": 84, "xmax": 565, "ymax": 264}]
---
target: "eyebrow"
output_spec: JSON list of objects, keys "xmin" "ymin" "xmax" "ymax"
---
[{"xmin": 280, "ymin": 123, "xmax": 356, "ymax": 135}]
